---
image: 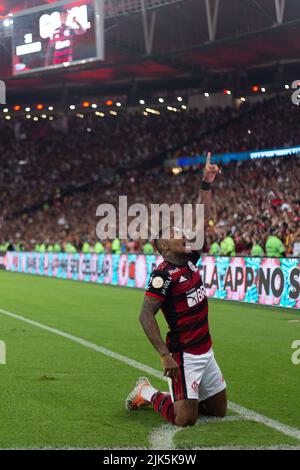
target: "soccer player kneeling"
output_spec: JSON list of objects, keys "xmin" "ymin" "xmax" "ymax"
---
[{"xmin": 125, "ymin": 153, "xmax": 227, "ymax": 427}]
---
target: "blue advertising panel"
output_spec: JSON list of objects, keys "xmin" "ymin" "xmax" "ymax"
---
[{"xmin": 5, "ymin": 252, "xmax": 300, "ymax": 309}]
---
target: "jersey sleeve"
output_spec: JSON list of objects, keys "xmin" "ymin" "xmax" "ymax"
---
[{"xmin": 145, "ymin": 270, "xmax": 172, "ymax": 302}]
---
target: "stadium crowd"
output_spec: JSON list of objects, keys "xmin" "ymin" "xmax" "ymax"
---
[
  {"xmin": 174, "ymin": 95, "xmax": 300, "ymax": 157},
  {"xmin": 0, "ymin": 104, "xmax": 236, "ymax": 216},
  {"xmin": 0, "ymin": 94, "xmax": 299, "ymax": 257}
]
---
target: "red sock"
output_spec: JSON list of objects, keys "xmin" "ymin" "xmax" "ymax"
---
[{"xmin": 151, "ymin": 392, "xmax": 176, "ymax": 425}]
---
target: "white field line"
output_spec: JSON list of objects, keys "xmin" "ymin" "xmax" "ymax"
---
[
  {"xmin": 1, "ymin": 306, "xmax": 300, "ymax": 446},
  {"xmin": 149, "ymin": 416, "xmax": 244, "ymax": 450}
]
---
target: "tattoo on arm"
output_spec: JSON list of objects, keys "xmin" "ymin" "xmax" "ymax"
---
[{"xmin": 139, "ymin": 296, "xmax": 170, "ymax": 356}]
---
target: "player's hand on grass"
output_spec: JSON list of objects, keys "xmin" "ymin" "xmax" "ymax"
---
[
  {"xmin": 161, "ymin": 354, "xmax": 179, "ymax": 380},
  {"xmin": 203, "ymin": 151, "xmax": 222, "ymax": 183}
]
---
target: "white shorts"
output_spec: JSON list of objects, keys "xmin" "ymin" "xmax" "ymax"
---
[{"xmin": 168, "ymin": 348, "xmax": 226, "ymax": 402}]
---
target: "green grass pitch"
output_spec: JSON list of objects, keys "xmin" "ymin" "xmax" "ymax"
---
[{"xmin": 0, "ymin": 270, "xmax": 299, "ymax": 449}]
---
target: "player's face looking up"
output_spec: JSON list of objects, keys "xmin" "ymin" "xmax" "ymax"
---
[
  {"xmin": 60, "ymin": 11, "xmax": 68, "ymax": 26},
  {"xmin": 159, "ymin": 227, "xmax": 189, "ymax": 256}
]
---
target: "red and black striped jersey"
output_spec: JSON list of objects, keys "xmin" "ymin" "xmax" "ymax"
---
[
  {"xmin": 145, "ymin": 252, "xmax": 211, "ymax": 355},
  {"xmin": 49, "ymin": 26, "xmax": 75, "ymax": 65}
]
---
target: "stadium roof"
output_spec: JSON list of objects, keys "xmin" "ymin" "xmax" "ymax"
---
[{"xmin": 1, "ymin": 0, "xmax": 300, "ymax": 94}]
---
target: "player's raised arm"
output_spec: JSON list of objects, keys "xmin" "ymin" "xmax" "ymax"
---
[
  {"xmin": 198, "ymin": 151, "xmax": 221, "ymax": 225},
  {"xmin": 73, "ymin": 16, "xmax": 87, "ymax": 35},
  {"xmin": 139, "ymin": 296, "xmax": 179, "ymax": 379}
]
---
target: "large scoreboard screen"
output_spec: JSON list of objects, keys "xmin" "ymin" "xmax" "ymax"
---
[{"xmin": 12, "ymin": 0, "xmax": 104, "ymax": 76}]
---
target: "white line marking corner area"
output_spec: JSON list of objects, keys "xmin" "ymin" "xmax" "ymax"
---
[{"xmin": 1, "ymin": 306, "xmax": 300, "ymax": 448}]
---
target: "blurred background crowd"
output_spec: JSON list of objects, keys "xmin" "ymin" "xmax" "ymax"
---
[{"xmin": 0, "ymin": 95, "xmax": 299, "ymax": 258}]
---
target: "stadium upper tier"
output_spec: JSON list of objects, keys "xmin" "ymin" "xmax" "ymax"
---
[{"xmin": 0, "ymin": 94, "xmax": 299, "ymax": 256}]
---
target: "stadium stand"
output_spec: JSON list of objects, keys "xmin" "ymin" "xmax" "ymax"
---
[{"xmin": 0, "ymin": 95, "xmax": 299, "ymax": 256}]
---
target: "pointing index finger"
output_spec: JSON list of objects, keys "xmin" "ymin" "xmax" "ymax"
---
[{"xmin": 206, "ymin": 151, "xmax": 212, "ymax": 165}]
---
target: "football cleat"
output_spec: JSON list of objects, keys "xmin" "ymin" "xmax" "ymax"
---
[{"xmin": 125, "ymin": 376, "xmax": 152, "ymax": 410}]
